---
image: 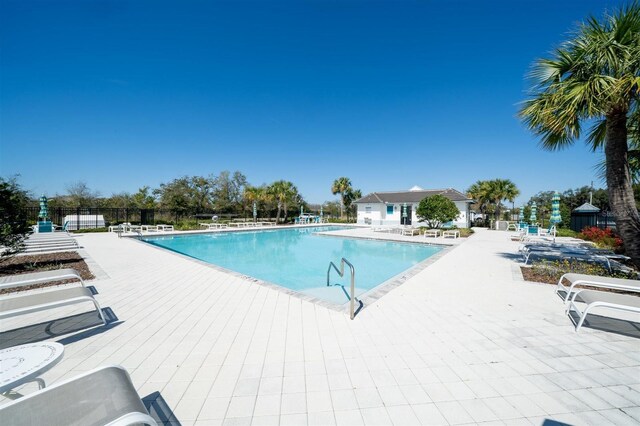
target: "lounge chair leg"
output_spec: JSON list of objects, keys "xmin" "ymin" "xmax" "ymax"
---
[
  {"xmin": 92, "ymin": 299, "xmax": 107, "ymax": 325},
  {"xmin": 575, "ymin": 310, "xmax": 588, "ymax": 333}
]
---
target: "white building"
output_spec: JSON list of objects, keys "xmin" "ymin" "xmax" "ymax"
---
[{"xmin": 354, "ymin": 186, "xmax": 472, "ymax": 228}]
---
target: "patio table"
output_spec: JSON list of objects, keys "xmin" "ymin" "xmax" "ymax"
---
[{"xmin": 0, "ymin": 342, "xmax": 64, "ymax": 398}]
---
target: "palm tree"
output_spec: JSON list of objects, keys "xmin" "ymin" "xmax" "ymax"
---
[
  {"xmin": 467, "ymin": 180, "xmax": 492, "ymax": 224},
  {"xmin": 343, "ymin": 188, "xmax": 362, "ymax": 221},
  {"xmin": 243, "ymin": 185, "xmax": 263, "ymax": 221},
  {"xmin": 488, "ymin": 179, "xmax": 520, "ymax": 222},
  {"xmin": 331, "ymin": 177, "xmax": 352, "ymax": 218},
  {"xmin": 519, "ymin": 3, "xmax": 640, "ymax": 267},
  {"xmin": 269, "ymin": 180, "xmax": 298, "ymax": 223}
]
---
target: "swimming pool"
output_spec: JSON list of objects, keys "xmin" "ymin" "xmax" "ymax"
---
[{"xmin": 142, "ymin": 226, "xmax": 443, "ymax": 305}]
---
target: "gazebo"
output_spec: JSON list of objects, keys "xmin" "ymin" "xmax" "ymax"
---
[{"xmin": 570, "ymin": 202, "xmax": 600, "ymax": 232}]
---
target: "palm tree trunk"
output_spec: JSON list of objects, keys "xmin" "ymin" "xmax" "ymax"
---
[
  {"xmin": 276, "ymin": 203, "xmax": 281, "ymax": 223},
  {"xmin": 605, "ymin": 111, "xmax": 640, "ymax": 268}
]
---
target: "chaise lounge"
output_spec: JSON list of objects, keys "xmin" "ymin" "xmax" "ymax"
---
[
  {"xmin": 0, "ymin": 365, "xmax": 157, "ymax": 426},
  {"xmin": 557, "ymin": 273, "xmax": 640, "ymax": 302},
  {"xmin": 0, "ymin": 287, "xmax": 106, "ymax": 325},
  {"xmin": 567, "ymin": 288, "xmax": 640, "ymax": 332},
  {"xmin": 0, "ymin": 268, "xmax": 85, "ymax": 291}
]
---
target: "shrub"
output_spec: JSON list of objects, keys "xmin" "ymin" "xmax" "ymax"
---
[
  {"xmin": 328, "ymin": 218, "xmax": 355, "ymax": 224},
  {"xmin": 578, "ymin": 226, "xmax": 623, "ymax": 250},
  {"xmin": 0, "ymin": 177, "xmax": 32, "ymax": 258},
  {"xmin": 555, "ymin": 228, "xmax": 578, "ymax": 238},
  {"xmin": 416, "ymin": 195, "xmax": 459, "ymax": 228}
]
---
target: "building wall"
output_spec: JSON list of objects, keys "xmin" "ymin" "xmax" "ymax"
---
[{"xmin": 357, "ymin": 201, "xmax": 470, "ymax": 228}]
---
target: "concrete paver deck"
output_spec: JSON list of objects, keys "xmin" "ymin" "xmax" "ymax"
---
[{"xmin": 1, "ymin": 227, "xmax": 638, "ymax": 425}]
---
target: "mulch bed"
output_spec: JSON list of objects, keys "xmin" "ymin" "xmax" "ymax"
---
[
  {"xmin": 520, "ymin": 267, "xmax": 558, "ymax": 284},
  {"xmin": 521, "ymin": 266, "xmax": 639, "ymax": 295},
  {"xmin": 0, "ymin": 252, "xmax": 94, "ymax": 295}
]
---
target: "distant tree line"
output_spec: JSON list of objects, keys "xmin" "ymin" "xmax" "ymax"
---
[{"xmin": 14, "ymin": 171, "xmax": 363, "ymax": 223}]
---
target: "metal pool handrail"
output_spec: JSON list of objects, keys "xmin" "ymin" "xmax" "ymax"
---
[{"xmin": 327, "ymin": 257, "xmax": 358, "ymax": 320}]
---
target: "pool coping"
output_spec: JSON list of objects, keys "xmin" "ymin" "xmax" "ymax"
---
[{"xmin": 128, "ymin": 227, "xmax": 457, "ymax": 317}]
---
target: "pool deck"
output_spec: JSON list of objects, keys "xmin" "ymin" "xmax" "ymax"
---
[{"xmin": 1, "ymin": 228, "xmax": 639, "ymax": 425}]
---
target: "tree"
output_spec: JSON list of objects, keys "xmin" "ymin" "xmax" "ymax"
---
[
  {"xmin": 416, "ymin": 195, "xmax": 460, "ymax": 228},
  {"xmin": 467, "ymin": 179, "xmax": 520, "ymax": 224},
  {"xmin": 487, "ymin": 179, "xmax": 520, "ymax": 222},
  {"xmin": 65, "ymin": 181, "xmax": 100, "ymax": 207},
  {"xmin": 323, "ymin": 201, "xmax": 341, "ymax": 218},
  {"xmin": 0, "ymin": 177, "xmax": 32, "ymax": 258},
  {"xmin": 269, "ymin": 180, "xmax": 298, "ymax": 223},
  {"xmin": 155, "ymin": 176, "xmax": 193, "ymax": 216},
  {"xmin": 132, "ymin": 186, "xmax": 157, "ymax": 209},
  {"xmin": 519, "ymin": 3, "xmax": 640, "ymax": 267},
  {"xmin": 190, "ymin": 176, "xmax": 215, "ymax": 213},
  {"xmin": 213, "ymin": 171, "xmax": 247, "ymax": 213},
  {"xmin": 467, "ymin": 180, "xmax": 492, "ymax": 224},
  {"xmin": 243, "ymin": 185, "xmax": 267, "ymax": 220},
  {"xmin": 331, "ymin": 177, "xmax": 352, "ymax": 218},
  {"xmin": 343, "ymin": 188, "xmax": 362, "ymax": 221},
  {"xmin": 106, "ymin": 192, "xmax": 134, "ymax": 209}
]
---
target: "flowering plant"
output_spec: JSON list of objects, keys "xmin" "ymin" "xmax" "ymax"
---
[{"xmin": 578, "ymin": 226, "xmax": 623, "ymax": 249}]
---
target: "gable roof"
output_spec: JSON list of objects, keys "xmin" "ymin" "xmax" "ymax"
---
[
  {"xmin": 573, "ymin": 202, "xmax": 601, "ymax": 213},
  {"xmin": 354, "ymin": 188, "xmax": 472, "ymax": 204}
]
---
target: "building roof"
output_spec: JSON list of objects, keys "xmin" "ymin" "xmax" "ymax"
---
[
  {"xmin": 354, "ymin": 188, "xmax": 472, "ymax": 204},
  {"xmin": 573, "ymin": 202, "xmax": 601, "ymax": 213}
]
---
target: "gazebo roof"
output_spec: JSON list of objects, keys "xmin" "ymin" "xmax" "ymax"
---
[{"xmin": 573, "ymin": 202, "xmax": 600, "ymax": 213}]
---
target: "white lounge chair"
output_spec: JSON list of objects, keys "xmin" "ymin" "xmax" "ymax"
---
[
  {"xmin": 0, "ymin": 287, "xmax": 106, "ymax": 325},
  {"xmin": 557, "ymin": 273, "xmax": 640, "ymax": 302},
  {"xmin": 424, "ymin": 230, "xmax": 440, "ymax": 238},
  {"xmin": 372, "ymin": 226, "xmax": 394, "ymax": 233},
  {"xmin": 442, "ymin": 230, "xmax": 460, "ymax": 239},
  {"xmin": 522, "ymin": 249, "xmax": 614, "ymax": 271},
  {"xmin": 401, "ymin": 227, "xmax": 420, "ymax": 236},
  {"xmin": 0, "ymin": 365, "xmax": 157, "ymax": 426},
  {"xmin": 567, "ymin": 289, "xmax": 640, "ymax": 332},
  {"xmin": 0, "ymin": 268, "xmax": 85, "ymax": 291}
]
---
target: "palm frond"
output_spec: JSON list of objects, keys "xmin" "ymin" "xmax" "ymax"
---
[{"xmin": 586, "ymin": 119, "xmax": 607, "ymax": 150}]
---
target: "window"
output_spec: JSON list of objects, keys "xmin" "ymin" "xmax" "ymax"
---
[
  {"xmin": 365, "ymin": 206, "xmax": 372, "ymax": 213},
  {"xmin": 386, "ymin": 204, "xmax": 394, "ymax": 214}
]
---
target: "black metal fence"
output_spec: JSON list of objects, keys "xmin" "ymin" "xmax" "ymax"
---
[
  {"xmin": 23, "ymin": 206, "xmax": 336, "ymax": 229},
  {"xmin": 22, "ymin": 207, "xmax": 202, "ymax": 229}
]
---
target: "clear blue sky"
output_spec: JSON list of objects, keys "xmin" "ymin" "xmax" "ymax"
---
[{"xmin": 0, "ymin": 0, "xmax": 623, "ymax": 205}]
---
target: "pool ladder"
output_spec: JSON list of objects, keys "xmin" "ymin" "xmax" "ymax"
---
[{"xmin": 327, "ymin": 258, "xmax": 362, "ymax": 320}]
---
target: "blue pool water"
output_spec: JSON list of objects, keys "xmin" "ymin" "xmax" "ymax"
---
[{"xmin": 142, "ymin": 226, "xmax": 442, "ymax": 304}]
